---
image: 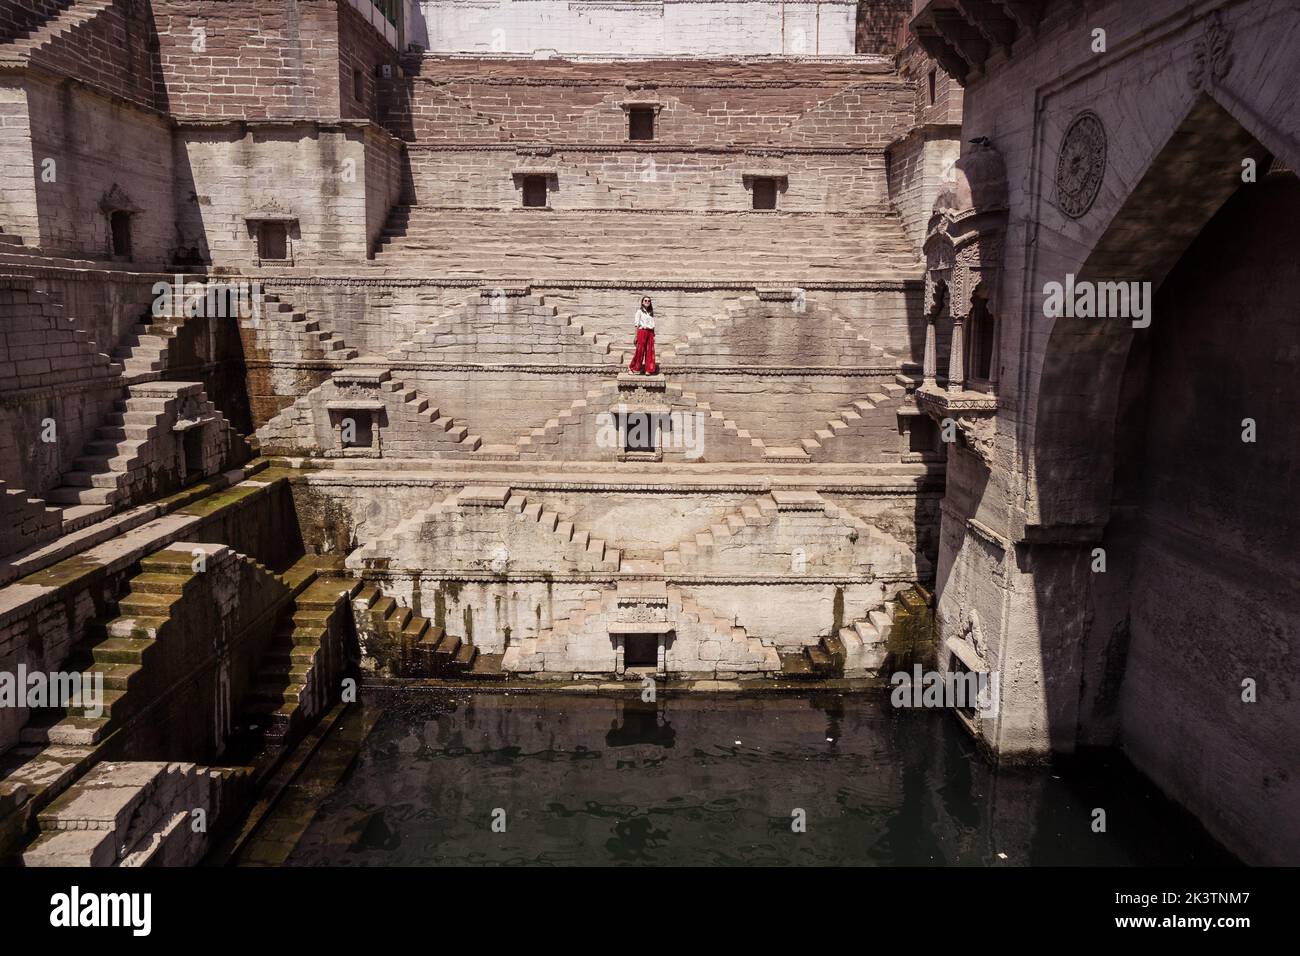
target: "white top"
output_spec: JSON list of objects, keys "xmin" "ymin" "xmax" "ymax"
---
[{"xmin": 634, "ymin": 309, "xmax": 655, "ymax": 330}]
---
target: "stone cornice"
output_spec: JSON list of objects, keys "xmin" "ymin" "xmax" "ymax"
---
[
  {"xmin": 355, "ymin": 570, "xmax": 898, "ymax": 586},
  {"xmin": 286, "ymin": 471, "xmax": 943, "ymax": 497},
  {"xmin": 244, "ymin": 358, "xmax": 908, "ymax": 377},
  {"xmin": 404, "ymin": 142, "xmax": 891, "ymax": 156},
  {"xmin": 256, "ymin": 275, "xmax": 923, "ymax": 291}
]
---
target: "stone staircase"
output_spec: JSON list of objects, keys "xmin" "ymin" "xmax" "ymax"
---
[
  {"xmin": 111, "ymin": 315, "xmax": 176, "ymax": 382},
  {"xmin": 258, "ymin": 366, "xmax": 484, "ymax": 458},
  {"xmin": 663, "ymin": 382, "xmax": 771, "ymax": 460},
  {"xmin": 666, "ymin": 586, "xmax": 781, "ymax": 672},
  {"xmin": 46, "ymin": 382, "xmax": 229, "ymax": 526},
  {"xmin": 663, "ymin": 493, "xmax": 779, "ymax": 570},
  {"xmin": 501, "ymin": 590, "xmax": 613, "ymax": 673},
  {"xmin": 376, "ymin": 370, "xmax": 484, "ymax": 451},
  {"xmin": 252, "ymin": 291, "xmax": 360, "ymax": 362},
  {"xmin": 21, "ymin": 760, "xmax": 236, "ymax": 867},
  {"xmin": 475, "ymin": 381, "xmax": 619, "ymax": 459},
  {"xmin": 18, "ymin": 549, "xmax": 203, "ymax": 747},
  {"xmin": 354, "ymin": 583, "xmax": 504, "ymax": 679},
  {"xmin": 656, "ymin": 296, "xmax": 757, "ymax": 362},
  {"xmin": 0, "ymin": 0, "xmax": 114, "ymax": 60},
  {"xmin": 367, "ymin": 208, "xmax": 923, "ymax": 281},
  {"xmin": 346, "ymin": 490, "xmax": 462, "ymax": 570},
  {"xmin": 384, "ymin": 291, "xmax": 621, "ymax": 366},
  {"xmin": 0, "ymin": 478, "xmax": 62, "ymax": 559},
  {"xmin": 783, "ymin": 585, "xmax": 932, "ymax": 679},
  {"xmin": 242, "ymin": 570, "xmax": 360, "ymax": 747},
  {"xmin": 800, "ymin": 382, "xmax": 908, "ymax": 458},
  {"xmin": 504, "ymin": 489, "xmax": 622, "ymax": 571}
]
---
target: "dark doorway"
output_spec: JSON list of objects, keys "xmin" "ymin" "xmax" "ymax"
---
[
  {"xmin": 624, "ymin": 634, "xmax": 658, "ymax": 668},
  {"xmin": 110, "ymin": 211, "xmax": 132, "ymax": 259},
  {"xmin": 522, "ymin": 175, "xmax": 549, "ymax": 208},
  {"xmin": 968, "ymin": 296, "xmax": 995, "ymax": 383},
  {"xmin": 623, "ymin": 412, "xmax": 656, "ymax": 453},
  {"xmin": 629, "ymin": 107, "xmax": 655, "ymax": 141},
  {"xmin": 908, "ymin": 415, "xmax": 938, "ymax": 454},
  {"xmin": 752, "ymin": 178, "xmax": 778, "ymax": 210},
  {"xmin": 258, "ymin": 221, "xmax": 288, "ymax": 261},
  {"xmin": 182, "ymin": 428, "xmax": 205, "ymax": 483}
]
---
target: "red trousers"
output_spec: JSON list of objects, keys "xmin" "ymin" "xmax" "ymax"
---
[{"xmin": 629, "ymin": 327, "xmax": 657, "ymax": 375}]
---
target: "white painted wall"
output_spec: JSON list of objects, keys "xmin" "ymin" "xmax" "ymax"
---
[{"xmin": 411, "ymin": 0, "xmax": 858, "ymax": 56}]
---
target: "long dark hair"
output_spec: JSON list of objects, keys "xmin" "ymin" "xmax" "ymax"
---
[{"xmin": 640, "ymin": 296, "xmax": 654, "ymax": 316}]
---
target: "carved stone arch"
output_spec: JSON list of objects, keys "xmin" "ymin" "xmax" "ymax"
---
[{"xmin": 1029, "ymin": 94, "xmax": 1274, "ymax": 533}]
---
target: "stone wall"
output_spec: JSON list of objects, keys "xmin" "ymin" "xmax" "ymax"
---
[
  {"xmin": 255, "ymin": 281, "xmax": 922, "ymax": 363},
  {"xmin": 0, "ymin": 0, "xmax": 72, "ymax": 45},
  {"xmin": 151, "ymin": 0, "xmax": 351, "ymax": 120},
  {"xmin": 393, "ymin": 56, "xmax": 913, "ymax": 147},
  {"xmin": 0, "ymin": 277, "xmax": 122, "ymax": 496},
  {"xmin": 406, "ymin": 147, "xmax": 891, "ymax": 211},
  {"xmin": 174, "ymin": 121, "xmax": 404, "ymax": 268},
  {"xmin": 22, "ymin": 78, "xmax": 176, "ymax": 264},
  {"xmin": 16, "ymin": 0, "xmax": 160, "ymax": 110},
  {"xmin": 414, "ymin": 0, "xmax": 861, "ymax": 56},
  {"xmin": 915, "ymin": 0, "xmax": 1300, "ymax": 864}
]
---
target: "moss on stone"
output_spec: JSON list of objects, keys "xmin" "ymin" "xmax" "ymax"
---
[{"xmin": 19, "ymin": 554, "xmax": 105, "ymax": 590}]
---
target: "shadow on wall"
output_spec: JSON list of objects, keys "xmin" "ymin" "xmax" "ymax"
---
[{"xmin": 1028, "ymin": 94, "xmax": 1300, "ymax": 865}]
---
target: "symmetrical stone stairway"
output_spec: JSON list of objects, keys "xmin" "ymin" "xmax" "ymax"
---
[
  {"xmin": 346, "ymin": 490, "xmax": 462, "ymax": 570},
  {"xmin": 504, "ymin": 489, "xmax": 622, "ymax": 571},
  {"xmin": 384, "ymin": 291, "xmax": 622, "ymax": 365},
  {"xmin": 250, "ymin": 291, "xmax": 359, "ymax": 362},
  {"xmin": 502, "ymin": 585, "xmax": 779, "ymax": 675}
]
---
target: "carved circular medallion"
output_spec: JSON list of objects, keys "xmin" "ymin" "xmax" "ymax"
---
[{"xmin": 1055, "ymin": 111, "xmax": 1107, "ymax": 219}]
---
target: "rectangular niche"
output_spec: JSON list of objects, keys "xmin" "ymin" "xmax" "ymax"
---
[
  {"xmin": 327, "ymin": 403, "xmax": 383, "ymax": 457},
  {"xmin": 628, "ymin": 106, "xmax": 656, "ymax": 141},
  {"xmin": 617, "ymin": 410, "xmax": 662, "ymax": 461},
  {"xmin": 623, "ymin": 633, "xmax": 659, "ymax": 668},
  {"xmin": 521, "ymin": 175, "xmax": 549, "ymax": 207}
]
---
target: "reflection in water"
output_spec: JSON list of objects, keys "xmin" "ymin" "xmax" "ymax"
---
[
  {"xmin": 606, "ymin": 698, "xmax": 676, "ymax": 748},
  {"xmin": 280, "ymin": 690, "xmax": 1235, "ymax": 867}
]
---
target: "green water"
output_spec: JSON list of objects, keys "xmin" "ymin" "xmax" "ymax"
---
[{"xmin": 279, "ymin": 690, "xmax": 1234, "ymax": 866}]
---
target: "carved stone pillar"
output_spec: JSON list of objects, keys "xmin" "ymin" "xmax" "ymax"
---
[
  {"xmin": 948, "ymin": 315, "xmax": 966, "ymax": 393},
  {"xmin": 923, "ymin": 315, "xmax": 938, "ymax": 386}
]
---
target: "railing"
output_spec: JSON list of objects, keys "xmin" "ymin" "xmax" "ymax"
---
[{"xmin": 348, "ymin": 0, "xmax": 401, "ymax": 48}]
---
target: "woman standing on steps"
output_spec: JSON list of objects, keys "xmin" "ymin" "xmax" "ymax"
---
[{"xmin": 628, "ymin": 295, "xmax": 658, "ymax": 375}]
